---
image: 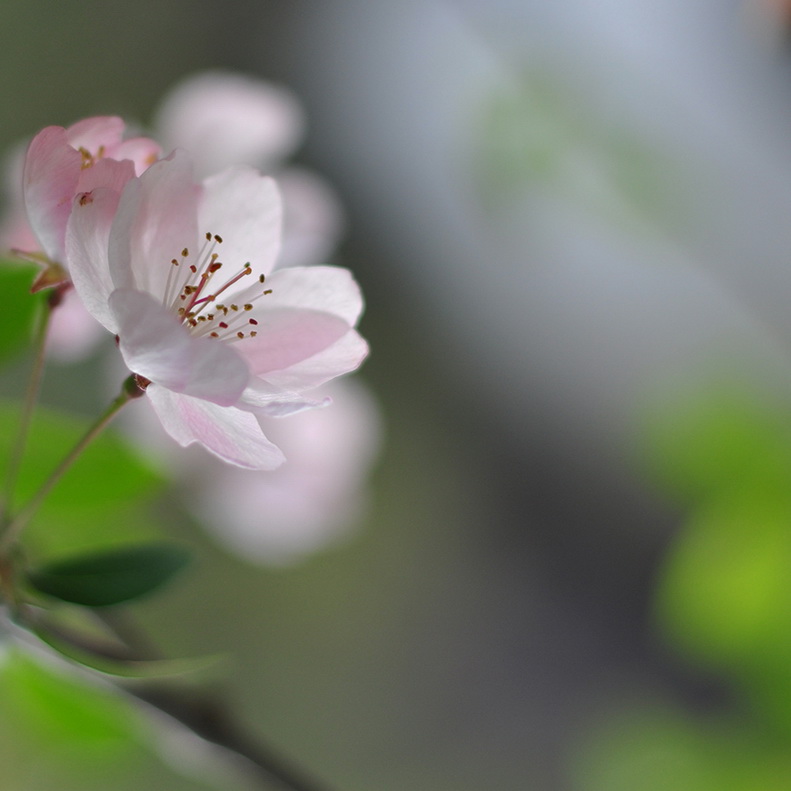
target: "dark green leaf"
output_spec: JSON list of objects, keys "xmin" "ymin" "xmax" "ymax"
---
[{"xmin": 27, "ymin": 543, "xmax": 190, "ymax": 606}]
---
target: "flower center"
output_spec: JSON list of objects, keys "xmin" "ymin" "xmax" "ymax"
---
[
  {"xmin": 163, "ymin": 231, "xmax": 272, "ymax": 343},
  {"xmin": 78, "ymin": 145, "xmax": 105, "ymax": 170}
]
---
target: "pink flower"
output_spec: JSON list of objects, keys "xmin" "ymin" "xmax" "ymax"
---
[
  {"xmin": 23, "ymin": 116, "xmax": 160, "ymax": 268},
  {"xmin": 67, "ymin": 151, "xmax": 367, "ymax": 469}
]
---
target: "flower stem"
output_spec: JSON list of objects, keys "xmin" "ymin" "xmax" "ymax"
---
[
  {"xmin": 0, "ymin": 376, "xmax": 141, "ymax": 554},
  {"xmin": 0, "ymin": 294, "xmax": 52, "ymax": 523}
]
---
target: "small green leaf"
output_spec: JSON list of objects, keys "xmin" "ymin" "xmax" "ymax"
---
[
  {"xmin": 27, "ymin": 543, "xmax": 190, "ymax": 607},
  {"xmin": 0, "ymin": 261, "xmax": 44, "ymax": 364},
  {"xmin": 29, "ymin": 625, "xmax": 223, "ymax": 678}
]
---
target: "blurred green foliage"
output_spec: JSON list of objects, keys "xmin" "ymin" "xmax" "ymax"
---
[
  {"xmin": 0, "ymin": 401, "xmax": 164, "ymax": 557},
  {"xmin": 576, "ymin": 385, "xmax": 791, "ymax": 788}
]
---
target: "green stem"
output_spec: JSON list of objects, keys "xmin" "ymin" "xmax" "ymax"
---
[
  {"xmin": 0, "ymin": 377, "xmax": 141, "ymax": 554},
  {"xmin": 0, "ymin": 296, "xmax": 52, "ymax": 523}
]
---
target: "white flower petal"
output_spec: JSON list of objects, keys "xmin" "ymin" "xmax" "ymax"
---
[
  {"xmin": 110, "ymin": 289, "xmax": 249, "ymax": 406},
  {"xmin": 260, "ymin": 266, "xmax": 364, "ymax": 325},
  {"xmin": 65, "ymin": 186, "xmax": 123, "ymax": 333},
  {"xmin": 146, "ymin": 385, "xmax": 286, "ymax": 470},
  {"xmin": 109, "ymin": 150, "xmax": 199, "ymax": 298},
  {"xmin": 199, "ymin": 167, "xmax": 281, "ymax": 280}
]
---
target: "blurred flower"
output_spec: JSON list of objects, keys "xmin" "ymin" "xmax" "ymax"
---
[
  {"xmin": 125, "ymin": 376, "xmax": 381, "ymax": 565},
  {"xmin": 154, "ymin": 70, "xmax": 305, "ymax": 178},
  {"xmin": 153, "ymin": 70, "xmax": 344, "ymax": 268},
  {"xmin": 68, "ymin": 150, "xmax": 367, "ymax": 468}
]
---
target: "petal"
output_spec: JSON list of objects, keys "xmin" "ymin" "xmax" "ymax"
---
[
  {"xmin": 154, "ymin": 71, "xmax": 305, "ymax": 176},
  {"xmin": 109, "ymin": 151, "xmax": 199, "ymax": 298},
  {"xmin": 239, "ymin": 382, "xmax": 330, "ymax": 416},
  {"xmin": 23, "ymin": 126, "xmax": 82, "ymax": 261},
  {"xmin": 110, "ymin": 289, "xmax": 249, "ymax": 406},
  {"xmin": 110, "ymin": 137, "xmax": 162, "ymax": 175},
  {"xmin": 65, "ymin": 116, "xmax": 124, "ymax": 153},
  {"xmin": 237, "ymin": 309, "xmax": 368, "ymax": 391},
  {"xmin": 65, "ymin": 186, "xmax": 123, "ymax": 332},
  {"xmin": 261, "ymin": 329, "xmax": 369, "ymax": 392},
  {"xmin": 199, "ymin": 167, "xmax": 282, "ymax": 279},
  {"xmin": 76, "ymin": 156, "xmax": 135, "ymax": 196},
  {"xmin": 146, "ymin": 385, "xmax": 286, "ymax": 469},
  {"xmin": 259, "ymin": 265, "xmax": 364, "ymax": 325},
  {"xmin": 230, "ymin": 266, "xmax": 368, "ymax": 391}
]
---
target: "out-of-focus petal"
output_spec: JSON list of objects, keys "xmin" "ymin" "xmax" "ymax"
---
[
  {"xmin": 111, "ymin": 137, "xmax": 162, "ymax": 175},
  {"xmin": 278, "ymin": 167, "xmax": 345, "ymax": 268},
  {"xmin": 45, "ymin": 287, "xmax": 106, "ymax": 362},
  {"xmin": 64, "ymin": 116, "xmax": 124, "ymax": 152},
  {"xmin": 154, "ymin": 71, "xmax": 305, "ymax": 177}
]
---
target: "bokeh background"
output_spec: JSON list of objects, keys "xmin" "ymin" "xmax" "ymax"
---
[{"xmin": 4, "ymin": 1, "xmax": 791, "ymax": 789}]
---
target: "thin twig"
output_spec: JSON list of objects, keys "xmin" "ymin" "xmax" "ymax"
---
[
  {"xmin": 93, "ymin": 609, "xmax": 337, "ymax": 791},
  {"xmin": 126, "ymin": 682, "xmax": 338, "ymax": 791}
]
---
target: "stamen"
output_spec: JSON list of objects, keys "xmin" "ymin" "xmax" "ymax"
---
[{"xmin": 161, "ymin": 230, "xmax": 271, "ymax": 343}]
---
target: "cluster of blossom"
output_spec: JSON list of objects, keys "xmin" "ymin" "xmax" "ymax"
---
[{"xmin": 1, "ymin": 72, "xmax": 379, "ymax": 564}]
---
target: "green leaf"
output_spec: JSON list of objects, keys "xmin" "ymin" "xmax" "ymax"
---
[
  {"xmin": 0, "ymin": 261, "xmax": 44, "ymax": 364},
  {"xmin": 0, "ymin": 649, "xmax": 134, "ymax": 752},
  {"xmin": 0, "ymin": 400, "xmax": 162, "ymax": 516},
  {"xmin": 27, "ymin": 543, "xmax": 190, "ymax": 606}
]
